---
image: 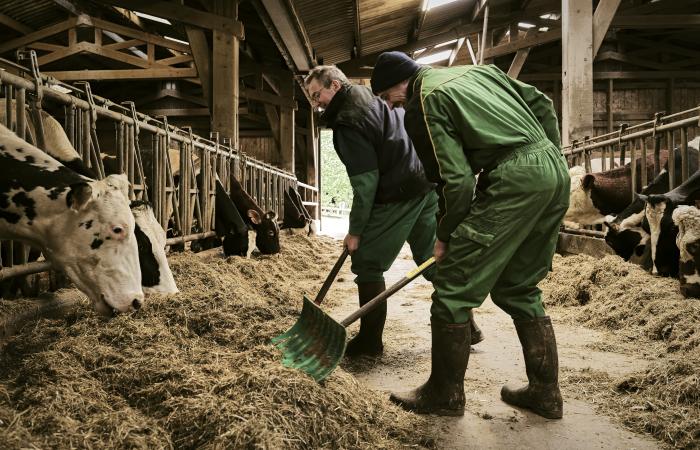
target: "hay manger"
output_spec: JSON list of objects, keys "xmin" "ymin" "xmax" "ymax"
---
[{"xmin": 0, "ymin": 235, "xmax": 437, "ymax": 449}]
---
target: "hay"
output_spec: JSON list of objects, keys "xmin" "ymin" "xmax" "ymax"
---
[
  {"xmin": 0, "ymin": 234, "xmax": 437, "ymax": 449},
  {"xmin": 542, "ymin": 254, "xmax": 700, "ymax": 352},
  {"xmin": 544, "ymin": 253, "xmax": 700, "ymax": 448}
]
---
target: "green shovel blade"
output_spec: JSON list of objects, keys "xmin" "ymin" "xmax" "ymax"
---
[{"xmin": 272, "ymin": 296, "xmax": 347, "ymax": 382}]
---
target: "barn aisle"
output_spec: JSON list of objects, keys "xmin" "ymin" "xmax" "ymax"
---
[{"xmin": 330, "ymin": 244, "xmax": 663, "ymax": 450}]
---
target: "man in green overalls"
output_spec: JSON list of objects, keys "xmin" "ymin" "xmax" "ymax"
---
[
  {"xmin": 304, "ymin": 65, "xmax": 484, "ymax": 358},
  {"xmin": 371, "ymin": 52, "xmax": 569, "ymax": 419}
]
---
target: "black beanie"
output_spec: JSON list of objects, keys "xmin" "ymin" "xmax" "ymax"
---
[{"xmin": 370, "ymin": 51, "xmax": 421, "ymax": 95}]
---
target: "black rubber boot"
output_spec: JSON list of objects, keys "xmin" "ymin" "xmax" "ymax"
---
[
  {"xmin": 389, "ymin": 318, "xmax": 470, "ymax": 416},
  {"xmin": 501, "ymin": 316, "xmax": 563, "ymax": 419},
  {"xmin": 469, "ymin": 309, "xmax": 484, "ymax": 345},
  {"xmin": 344, "ymin": 281, "xmax": 387, "ymax": 357}
]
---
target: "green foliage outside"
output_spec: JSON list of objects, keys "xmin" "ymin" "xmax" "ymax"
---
[{"xmin": 320, "ymin": 130, "xmax": 353, "ymax": 208}]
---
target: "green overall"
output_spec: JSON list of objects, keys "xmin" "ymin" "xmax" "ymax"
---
[{"xmin": 404, "ymin": 65, "xmax": 570, "ymax": 323}]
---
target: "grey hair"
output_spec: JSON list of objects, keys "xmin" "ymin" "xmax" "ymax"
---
[{"xmin": 305, "ymin": 65, "xmax": 350, "ymax": 88}]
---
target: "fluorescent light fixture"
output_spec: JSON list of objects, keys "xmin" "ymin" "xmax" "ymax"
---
[
  {"xmin": 435, "ymin": 39, "xmax": 459, "ymax": 48},
  {"xmin": 50, "ymin": 84, "xmax": 72, "ymax": 94},
  {"xmin": 134, "ymin": 11, "xmax": 172, "ymax": 25},
  {"xmin": 539, "ymin": 26, "xmax": 549, "ymax": 32},
  {"xmin": 539, "ymin": 13, "xmax": 560, "ymax": 20},
  {"xmin": 518, "ymin": 22, "xmax": 536, "ymax": 29},
  {"xmin": 425, "ymin": 0, "xmax": 459, "ymax": 11},
  {"xmin": 416, "ymin": 49, "xmax": 452, "ymax": 65},
  {"xmin": 165, "ymin": 36, "xmax": 189, "ymax": 46}
]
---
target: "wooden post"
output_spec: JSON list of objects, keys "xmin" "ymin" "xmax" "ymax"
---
[
  {"xmin": 607, "ymin": 78, "xmax": 613, "ymax": 133},
  {"xmin": 666, "ymin": 78, "xmax": 675, "ymax": 115},
  {"xmin": 306, "ymin": 109, "xmax": 318, "ymax": 189},
  {"xmin": 279, "ymin": 72, "xmax": 295, "ymax": 174},
  {"xmin": 561, "ymin": 0, "xmax": 593, "ymax": 147},
  {"xmin": 212, "ymin": 0, "xmax": 239, "ymax": 149}
]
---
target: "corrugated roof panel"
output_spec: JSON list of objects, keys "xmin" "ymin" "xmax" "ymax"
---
[
  {"xmin": 0, "ymin": 0, "xmax": 65, "ymax": 31},
  {"xmin": 295, "ymin": 0, "xmax": 355, "ymax": 65}
]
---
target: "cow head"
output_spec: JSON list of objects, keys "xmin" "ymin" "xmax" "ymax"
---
[
  {"xmin": 565, "ymin": 167, "xmax": 606, "ymax": 226},
  {"xmin": 50, "ymin": 174, "xmax": 144, "ymax": 316},
  {"xmin": 642, "ymin": 194, "xmax": 679, "ymax": 277},
  {"xmin": 603, "ymin": 207, "xmax": 652, "ymax": 269},
  {"xmin": 672, "ymin": 205, "xmax": 700, "ymax": 298},
  {"xmin": 247, "ymin": 209, "xmax": 280, "ymax": 254},
  {"xmin": 130, "ymin": 201, "xmax": 178, "ymax": 294}
]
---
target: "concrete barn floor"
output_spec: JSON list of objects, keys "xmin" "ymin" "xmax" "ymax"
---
[{"xmin": 317, "ymin": 223, "xmax": 659, "ymax": 449}]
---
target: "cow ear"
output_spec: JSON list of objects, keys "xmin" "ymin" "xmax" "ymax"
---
[
  {"xmin": 67, "ymin": 182, "xmax": 93, "ymax": 211},
  {"xmin": 581, "ymin": 174, "xmax": 595, "ymax": 190},
  {"xmin": 636, "ymin": 193, "xmax": 648, "ymax": 203},
  {"xmin": 247, "ymin": 209, "xmax": 262, "ymax": 224},
  {"xmin": 105, "ymin": 173, "xmax": 130, "ymax": 199}
]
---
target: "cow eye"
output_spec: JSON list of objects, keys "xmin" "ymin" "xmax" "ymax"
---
[
  {"xmin": 268, "ymin": 230, "xmax": 274, "ymax": 237},
  {"xmin": 113, "ymin": 226, "xmax": 124, "ymax": 234}
]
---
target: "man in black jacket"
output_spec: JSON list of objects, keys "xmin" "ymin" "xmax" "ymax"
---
[{"xmin": 305, "ymin": 65, "xmax": 483, "ymax": 357}]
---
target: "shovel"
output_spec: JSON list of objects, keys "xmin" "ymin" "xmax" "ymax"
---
[{"xmin": 272, "ymin": 256, "xmax": 436, "ymax": 382}]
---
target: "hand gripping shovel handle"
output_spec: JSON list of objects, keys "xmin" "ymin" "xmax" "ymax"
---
[
  {"xmin": 313, "ymin": 247, "xmax": 350, "ymax": 305},
  {"xmin": 339, "ymin": 257, "xmax": 435, "ymax": 327}
]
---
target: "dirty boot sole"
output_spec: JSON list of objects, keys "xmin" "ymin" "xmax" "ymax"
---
[
  {"xmin": 390, "ymin": 394, "xmax": 465, "ymax": 416},
  {"xmin": 501, "ymin": 386, "xmax": 563, "ymax": 419}
]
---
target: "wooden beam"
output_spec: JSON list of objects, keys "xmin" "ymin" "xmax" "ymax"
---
[
  {"xmin": 185, "ymin": 26, "xmax": 211, "ymax": 111},
  {"xmin": 0, "ymin": 17, "xmax": 76, "ymax": 54},
  {"xmin": 616, "ymin": 34, "xmax": 700, "ymax": 60},
  {"xmin": 413, "ymin": 1, "xmax": 428, "ymax": 41},
  {"xmin": 507, "ymin": 29, "xmax": 536, "ymax": 79},
  {"xmin": 611, "ymin": 14, "xmax": 700, "ymax": 29},
  {"xmin": 354, "ymin": 0, "xmax": 362, "ymax": 57},
  {"xmin": 592, "ymin": 0, "xmax": 622, "ymax": 57},
  {"xmin": 595, "ymin": 50, "xmax": 677, "ymax": 71},
  {"xmin": 103, "ymin": 38, "xmax": 144, "ymax": 51},
  {"xmin": 465, "ymin": 36, "xmax": 477, "ymax": 65},
  {"xmin": 448, "ymin": 37, "xmax": 465, "ymax": 67},
  {"xmin": 478, "ymin": 4, "xmax": 489, "ymax": 65},
  {"xmin": 45, "ymin": 67, "xmax": 197, "ymax": 80},
  {"xmin": 561, "ymin": 0, "xmax": 593, "ymax": 146},
  {"xmin": 258, "ymin": 0, "xmax": 314, "ymax": 71},
  {"xmin": 139, "ymin": 107, "xmax": 210, "ymax": 116},
  {"xmin": 95, "ymin": 0, "xmax": 244, "ymax": 38},
  {"xmin": 241, "ymin": 88, "xmax": 297, "ymax": 109},
  {"xmin": 157, "ymin": 53, "xmax": 194, "ymax": 66},
  {"xmin": 482, "ymin": 28, "xmax": 561, "ymax": 59},
  {"xmin": 471, "ymin": 0, "xmax": 487, "ymax": 22},
  {"xmin": 0, "ymin": 12, "xmax": 32, "ymax": 35},
  {"xmin": 519, "ymin": 71, "xmax": 700, "ymax": 81},
  {"xmin": 86, "ymin": 16, "xmax": 191, "ymax": 53}
]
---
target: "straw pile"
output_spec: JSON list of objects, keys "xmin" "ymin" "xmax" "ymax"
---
[
  {"xmin": 543, "ymin": 254, "xmax": 700, "ymax": 448},
  {"xmin": 0, "ymin": 234, "xmax": 437, "ymax": 449}
]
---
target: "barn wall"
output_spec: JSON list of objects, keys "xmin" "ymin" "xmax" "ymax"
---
[
  {"xmin": 239, "ymin": 137, "xmax": 279, "ymax": 165},
  {"xmin": 534, "ymin": 83, "xmax": 700, "ymax": 139}
]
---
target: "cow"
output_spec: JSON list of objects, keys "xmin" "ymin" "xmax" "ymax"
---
[
  {"xmin": 282, "ymin": 186, "xmax": 315, "ymax": 235},
  {"xmin": 1, "ymin": 103, "xmax": 178, "ymax": 295},
  {"xmin": 0, "ymin": 123, "xmax": 143, "ymax": 315},
  {"xmin": 229, "ymin": 175, "xmax": 280, "ymax": 254},
  {"xmin": 565, "ymin": 153, "xmax": 670, "ymax": 227},
  {"xmin": 130, "ymin": 200, "xmax": 178, "ymax": 293},
  {"xmin": 640, "ymin": 169, "xmax": 700, "ymax": 277},
  {"xmin": 671, "ymin": 205, "xmax": 700, "ymax": 298},
  {"xmin": 195, "ymin": 174, "xmax": 256, "ymax": 257}
]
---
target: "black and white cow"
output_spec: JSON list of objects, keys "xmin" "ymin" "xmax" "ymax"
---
[
  {"xmin": 130, "ymin": 200, "xmax": 178, "ymax": 293},
  {"xmin": 672, "ymin": 205, "xmax": 700, "ymax": 298},
  {"xmin": 0, "ymin": 124, "xmax": 143, "ymax": 315},
  {"xmin": 211, "ymin": 176, "xmax": 255, "ymax": 257},
  {"xmin": 229, "ymin": 175, "xmax": 280, "ymax": 254},
  {"xmin": 282, "ymin": 186, "xmax": 315, "ymax": 235},
  {"xmin": 641, "ymin": 169, "xmax": 700, "ymax": 277}
]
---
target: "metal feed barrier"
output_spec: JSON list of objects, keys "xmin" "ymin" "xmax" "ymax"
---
[
  {"xmin": 560, "ymin": 105, "xmax": 700, "ymax": 244},
  {"xmin": 0, "ymin": 55, "xmax": 319, "ymax": 289}
]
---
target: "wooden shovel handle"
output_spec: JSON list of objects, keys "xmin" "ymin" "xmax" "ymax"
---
[{"xmin": 313, "ymin": 247, "xmax": 350, "ymax": 305}]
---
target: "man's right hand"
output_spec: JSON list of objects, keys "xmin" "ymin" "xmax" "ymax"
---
[{"xmin": 434, "ymin": 239, "xmax": 448, "ymax": 263}]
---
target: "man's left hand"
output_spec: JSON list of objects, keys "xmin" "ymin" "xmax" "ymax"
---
[{"xmin": 344, "ymin": 233, "xmax": 361, "ymax": 255}]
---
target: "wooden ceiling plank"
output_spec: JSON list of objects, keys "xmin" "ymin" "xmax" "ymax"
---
[
  {"xmin": 611, "ymin": 14, "xmax": 700, "ymax": 29},
  {"xmin": 0, "ymin": 12, "xmax": 33, "ymax": 35}
]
